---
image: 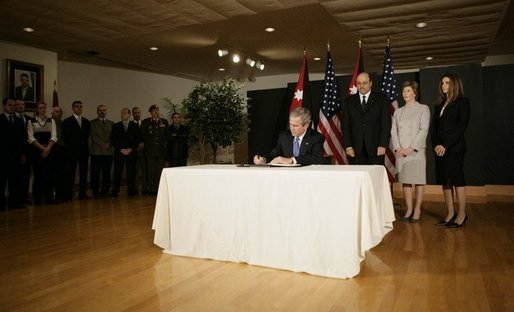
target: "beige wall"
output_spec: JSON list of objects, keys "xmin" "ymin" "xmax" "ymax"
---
[{"xmin": 57, "ymin": 61, "xmax": 197, "ymax": 121}]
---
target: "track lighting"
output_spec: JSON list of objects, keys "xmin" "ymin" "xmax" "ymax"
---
[
  {"xmin": 218, "ymin": 49, "xmax": 228, "ymax": 57},
  {"xmin": 246, "ymin": 58, "xmax": 255, "ymax": 67}
]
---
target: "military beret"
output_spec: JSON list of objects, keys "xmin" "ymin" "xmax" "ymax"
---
[{"xmin": 148, "ymin": 104, "xmax": 159, "ymax": 112}]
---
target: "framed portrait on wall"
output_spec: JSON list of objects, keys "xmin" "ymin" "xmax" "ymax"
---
[{"xmin": 6, "ymin": 59, "xmax": 44, "ymax": 111}]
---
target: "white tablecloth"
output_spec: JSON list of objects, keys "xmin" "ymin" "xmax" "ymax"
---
[{"xmin": 152, "ymin": 164, "xmax": 395, "ymax": 278}]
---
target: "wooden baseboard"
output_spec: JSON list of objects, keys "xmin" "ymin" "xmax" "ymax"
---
[{"xmin": 392, "ymin": 183, "xmax": 514, "ymax": 203}]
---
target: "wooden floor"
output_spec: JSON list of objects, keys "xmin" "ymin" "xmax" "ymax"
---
[{"xmin": 1, "ymin": 195, "xmax": 513, "ymax": 311}]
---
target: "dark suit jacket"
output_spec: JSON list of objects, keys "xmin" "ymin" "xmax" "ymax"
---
[
  {"xmin": 342, "ymin": 91, "xmax": 392, "ymax": 156},
  {"xmin": 166, "ymin": 124, "xmax": 188, "ymax": 161},
  {"xmin": 430, "ymin": 97, "xmax": 470, "ymax": 154},
  {"xmin": 62, "ymin": 115, "xmax": 90, "ymax": 157},
  {"xmin": 15, "ymin": 86, "xmax": 35, "ymax": 102},
  {"xmin": 111, "ymin": 121, "xmax": 139, "ymax": 158},
  {"xmin": 267, "ymin": 128, "xmax": 325, "ymax": 165},
  {"xmin": 0, "ymin": 114, "xmax": 26, "ymax": 162}
]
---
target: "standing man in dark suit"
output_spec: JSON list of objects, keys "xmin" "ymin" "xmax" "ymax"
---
[
  {"xmin": 1, "ymin": 97, "xmax": 26, "ymax": 210},
  {"xmin": 166, "ymin": 112, "xmax": 189, "ymax": 167},
  {"xmin": 253, "ymin": 107, "xmax": 325, "ymax": 165},
  {"xmin": 51, "ymin": 106, "xmax": 68, "ymax": 202},
  {"xmin": 342, "ymin": 72, "xmax": 392, "ymax": 165},
  {"xmin": 14, "ymin": 73, "xmax": 35, "ymax": 103},
  {"xmin": 111, "ymin": 108, "xmax": 139, "ymax": 197},
  {"xmin": 132, "ymin": 106, "xmax": 146, "ymax": 194},
  {"xmin": 15, "ymin": 99, "xmax": 33, "ymax": 204},
  {"xmin": 62, "ymin": 100, "xmax": 90, "ymax": 200},
  {"xmin": 89, "ymin": 105, "xmax": 114, "ymax": 198},
  {"xmin": 140, "ymin": 104, "xmax": 168, "ymax": 195}
]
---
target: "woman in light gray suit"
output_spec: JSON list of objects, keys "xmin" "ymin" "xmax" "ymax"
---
[{"xmin": 391, "ymin": 81, "xmax": 430, "ymax": 222}]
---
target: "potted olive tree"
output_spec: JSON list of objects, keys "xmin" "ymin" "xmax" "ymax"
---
[{"xmin": 166, "ymin": 76, "xmax": 246, "ymax": 164}]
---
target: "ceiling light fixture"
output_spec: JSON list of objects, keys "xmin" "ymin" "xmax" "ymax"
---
[
  {"xmin": 150, "ymin": 47, "xmax": 158, "ymax": 51},
  {"xmin": 416, "ymin": 22, "xmax": 427, "ymax": 28},
  {"xmin": 246, "ymin": 58, "xmax": 256, "ymax": 67},
  {"xmin": 265, "ymin": 27, "xmax": 275, "ymax": 32},
  {"xmin": 425, "ymin": 56, "xmax": 434, "ymax": 61},
  {"xmin": 218, "ymin": 68, "xmax": 226, "ymax": 71},
  {"xmin": 313, "ymin": 57, "xmax": 321, "ymax": 61},
  {"xmin": 23, "ymin": 27, "xmax": 34, "ymax": 33},
  {"xmin": 255, "ymin": 61, "xmax": 264, "ymax": 70},
  {"xmin": 232, "ymin": 54, "xmax": 240, "ymax": 63},
  {"xmin": 218, "ymin": 49, "xmax": 228, "ymax": 57}
]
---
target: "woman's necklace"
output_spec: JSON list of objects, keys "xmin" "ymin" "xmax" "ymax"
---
[{"xmin": 36, "ymin": 116, "xmax": 47, "ymax": 127}]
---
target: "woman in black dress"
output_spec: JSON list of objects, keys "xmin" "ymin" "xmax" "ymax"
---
[{"xmin": 431, "ymin": 73, "xmax": 470, "ymax": 227}]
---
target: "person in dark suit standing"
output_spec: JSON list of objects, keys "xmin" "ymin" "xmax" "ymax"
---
[
  {"xmin": 1, "ymin": 97, "xmax": 27, "ymax": 210},
  {"xmin": 14, "ymin": 73, "xmax": 35, "ymax": 103},
  {"xmin": 140, "ymin": 105, "xmax": 168, "ymax": 194},
  {"xmin": 111, "ymin": 108, "xmax": 139, "ymax": 197},
  {"xmin": 431, "ymin": 73, "xmax": 470, "ymax": 228},
  {"xmin": 342, "ymin": 72, "xmax": 392, "ymax": 165},
  {"xmin": 51, "ymin": 106, "xmax": 68, "ymax": 202},
  {"xmin": 253, "ymin": 107, "xmax": 325, "ymax": 165},
  {"xmin": 15, "ymin": 99, "xmax": 33, "ymax": 204},
  {"xmin": 166, "ymin": 112, "xmax": 189, "ymax": 167},
  {"xmin": 132, "ymin": 106, "xmax": 146, "ymax": 194},
  {"xmin": 62, "ymin": 100, "xmax": 90, "ymax": 200}
]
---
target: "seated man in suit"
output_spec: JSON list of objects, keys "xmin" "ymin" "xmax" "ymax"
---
[{"xmin": 254, "ymin": 107, "xmax": 325, "ymax": 165}]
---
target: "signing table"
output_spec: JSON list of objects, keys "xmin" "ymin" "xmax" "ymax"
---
[{"xmin": 152, "ymin": 164, "xmax": 395, "ymax": 279}]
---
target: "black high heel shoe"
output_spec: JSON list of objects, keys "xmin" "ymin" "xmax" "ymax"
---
[
  {"xmin": 447, "ymin": 215, "xmax": 468, "ymax": 228},
  {"xmin": 435, "ymin": 213, "xmax": 456, "ymax": 227}
]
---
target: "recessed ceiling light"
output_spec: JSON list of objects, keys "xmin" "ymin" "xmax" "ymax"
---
[
  {"xmin": 313, "ymin": 57, "xmax": 321, "ymax": 61},
  {"xmin": 150, "ymin": 47, "xmax": 158, "ymax": 51},
  {"xmin": 416, "ymin": 22, "xmax": 427, "ymax": 28},
  {"xmin": 218, "ymin": 68, "xmax": 226, "ymax": 71},
  {"xmin": 265, "ymin": 27, "xmax": 275, "ymax": 32},
  {"xmin": 23, "ymin": 27, "xmax": 34, "ymax": 33},
  {"xmin": 232, "ymin": 54, "xmax": 240, "ymax": 63},
  {"xmin": 425, "ymin": 56, "xmax": 434, "ymax": 61}
]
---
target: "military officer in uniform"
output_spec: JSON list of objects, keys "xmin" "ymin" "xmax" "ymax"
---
[{"xmin": 140, "ymin": 105, "xmax": 168, "ymax": 195}]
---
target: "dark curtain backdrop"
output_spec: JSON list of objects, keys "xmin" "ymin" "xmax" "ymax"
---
[{"xmin": 248, "ymin": 64, "xmax": 513, "ymax": 185}]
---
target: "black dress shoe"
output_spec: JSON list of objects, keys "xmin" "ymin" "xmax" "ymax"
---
[
  {"xmin": 435, "ymin": 214, "xmax": 456, "ymax": 226},
  {"xmin": 447, "ymin": 215, "xmax": 468, "ymax": 228}
]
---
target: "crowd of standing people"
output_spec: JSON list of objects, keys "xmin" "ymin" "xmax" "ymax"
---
[
  {"xmin": 1, "ymin": 100, "xmax": 188, "ymax": 211},
  {"xmin": 2, "ymin": 72, "xmax": 471, "ymax": 228},
  {"xmin": 343, "ymin": 72, "xmax": 470, "ymax": 228}
]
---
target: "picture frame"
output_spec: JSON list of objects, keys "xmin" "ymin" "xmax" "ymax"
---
[{"xmin": 6, "ymin": 59, "xmax": 44, "ymax": 111}]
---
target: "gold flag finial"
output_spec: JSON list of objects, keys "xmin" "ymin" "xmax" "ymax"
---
[{"xmin": 387, "ymin": 36, "xmax": 391, "ymax": 46}]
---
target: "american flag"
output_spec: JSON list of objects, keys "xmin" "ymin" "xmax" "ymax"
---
[
  {"xmin": 317, "ymin": 48, "xmax": 346, "ymax": 164},
  {"xmin": 380, "ymin": 42, "xmax": 399, "ymax": 182}
]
